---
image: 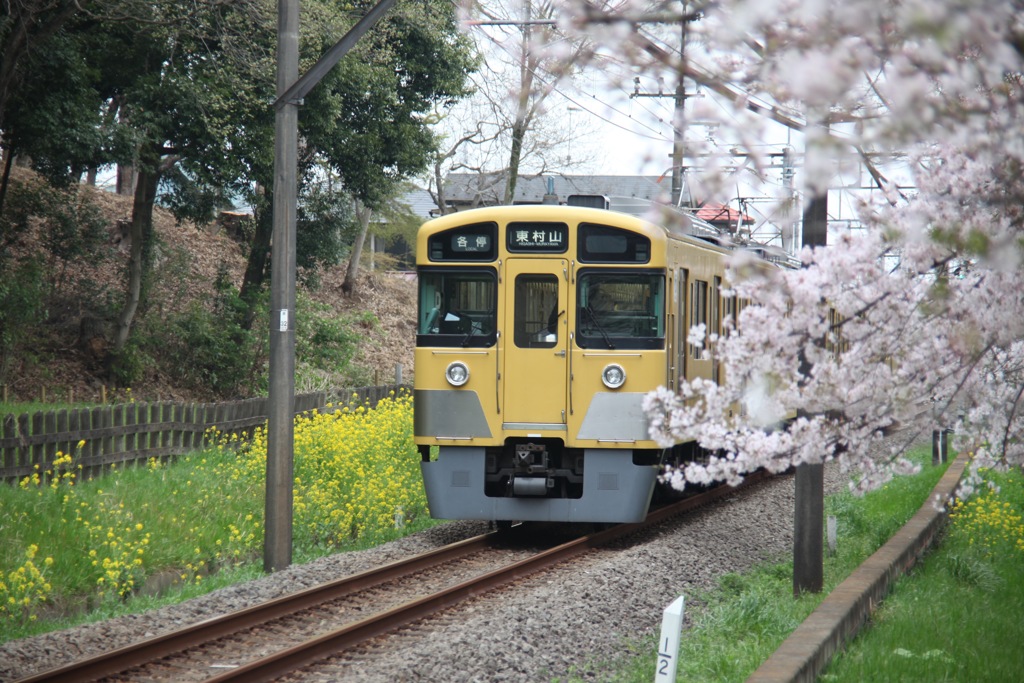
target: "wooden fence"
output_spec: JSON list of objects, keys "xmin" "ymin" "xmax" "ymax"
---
[{"xmin": 0, "ymin": 385, "xmax": 409, "ymax": 483}]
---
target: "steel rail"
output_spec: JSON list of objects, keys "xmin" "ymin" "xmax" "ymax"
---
[
  {"xmin": 16, "ymin": 533, "xmax": 497, "ymax": 683},
  {"xmin": 204, "ymin": 470, "xmax": 772, "ymax": 683},
  {"xmin": 18, "ymin": 469, "xmax": 771, "ymax": 683}
]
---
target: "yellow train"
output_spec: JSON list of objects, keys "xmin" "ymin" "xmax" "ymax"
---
[{"xmin": 413, "ymin": 199, "xmax": 764, "ymax": 524}]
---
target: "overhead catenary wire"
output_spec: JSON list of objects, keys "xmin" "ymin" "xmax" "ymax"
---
[{"xmin": 468, "ymin": 17, "xmax": 675, "ymax": 143}]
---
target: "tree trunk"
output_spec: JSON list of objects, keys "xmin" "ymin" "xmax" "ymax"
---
[
  {"xmin": 110, "ymin": 165, "xmax": 158, "ymax": 358},
  {"xmin": 0, "ymin": 141, "xmax": 13, "ymax": 217},
  {"xmin": 239, "ymin": 200, "xmax": 274, "ymax": 329},
  {"xmin": 432, "ymin": 160, "xmax": 450, "ymax": 215},
  {"xmin": 504, "ymin": 1, "xmax": 534, "ymax": 205},
  {"xmin": 116, "ymin": 163, "xmax": 137, "ymax": 196},
  {"xmin": 342, "ymin": 202, "xmax": 373, "ymax": 296},
  {"xmin": 505, "ymin": 119, "xmax": 527, "ymax": 205}
]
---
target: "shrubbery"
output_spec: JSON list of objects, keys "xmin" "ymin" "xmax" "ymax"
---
[
  {"xmin": 0, "ymin": 179, "xmax": 110, "ymax": 386},
  {"xmin": 0, "ymin": 392, "xmax": 427, "ymax": 640}
]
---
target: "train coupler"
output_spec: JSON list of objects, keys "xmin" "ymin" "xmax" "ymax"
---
[
  {"xmin": 513, "ymin": 442, "xmax": 548, "ymax": 473},
  {"xmin": 512, "ymin": 475, "xmax": 554, "ymax": 496}
]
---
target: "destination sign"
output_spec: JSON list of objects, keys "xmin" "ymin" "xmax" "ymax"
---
[
  {"xmin": 428, "ymin": 222, "xmax": 498, "ymax": 261},
  {"xmin": 452, "ymin": 233, "xmax": 491, "ymax": 253},
  {"xmin": 507, "ymin": 222, "xmax": 569, "ymax": 253}
]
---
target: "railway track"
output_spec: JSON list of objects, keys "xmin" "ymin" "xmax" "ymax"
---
[{"xmin": 17, "ymin": 471, "xmax": 769, "ymax": 683}]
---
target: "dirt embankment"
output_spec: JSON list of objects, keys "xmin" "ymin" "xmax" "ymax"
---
[{"xmin": 3, "ymin": 169, "xmax": 416, "ymax": 404}]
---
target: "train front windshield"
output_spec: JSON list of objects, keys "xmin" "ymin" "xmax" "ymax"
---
[
  {"xmin": 417, "ymin": 269, "xmax": 497, "ymax": 347},
  {"xmin": 576, "ymin": 271, "xmax": 665, "ymax": 349}
]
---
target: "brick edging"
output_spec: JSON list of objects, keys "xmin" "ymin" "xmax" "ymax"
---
[{"xmin": 746, "ymin": 452, "xmax": 969, "ymax": 683}]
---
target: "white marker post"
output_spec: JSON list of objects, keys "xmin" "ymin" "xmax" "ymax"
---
[{"xmin": 654, "ymin": 595, "xmax": 685, "ymax": 682}]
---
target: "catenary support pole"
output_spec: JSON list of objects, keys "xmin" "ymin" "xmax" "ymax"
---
[
  {"xmin": 793, "ymin": 127, "xmax": 828, "ymax": 595},
  {"xmin": 265, "ymin": 0, "xmax": 299, "ymax": 573},
  {"xmin": 265, "ymin": 0, "xmax": 399, "ymax": 573}
]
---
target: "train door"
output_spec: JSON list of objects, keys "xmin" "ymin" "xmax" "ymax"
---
[{"xmin": 502, "ymin": 258, "xmax": 568, "ymax": 427}]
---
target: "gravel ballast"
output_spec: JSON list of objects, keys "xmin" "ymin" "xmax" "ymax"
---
[{"xmin": 2, "ymin": 468, "xmax": 846, "ymax": 682}]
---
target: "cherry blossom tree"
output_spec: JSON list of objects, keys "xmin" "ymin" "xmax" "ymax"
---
[{"xmin": 543, "ymin": 0, "xmax": 1024, "ymax": 494}]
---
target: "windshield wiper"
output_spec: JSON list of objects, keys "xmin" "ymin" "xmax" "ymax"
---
[
  {"xmin": 584, "ymin": 307, "xmax": 615, "ymax": 349},
  {"xmin": 458, "ymin": 313, "xmax": 479, "ymax": 347}
]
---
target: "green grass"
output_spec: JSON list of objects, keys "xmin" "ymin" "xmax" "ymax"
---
[
  {"xmin": 821, "ymin": 465, "xmax": 1024, "ymax": 683},
  {"xmin": 8, "ymin": 437, "xmax": 1012, "ymax": 683},
  {"xmin": 1, "ymin": 388, "xmax": 137, "ymax": 415},
  {"xmin": 559, "ymin": 447, "xmax": 951, "ymax": 682},
  {"xmin": 0, "ymin": 392, "xmax": 444, "ymax": 641},
  {"xmin": 1, "ymin": 400, "xmax": 80, "ymax": 415}
]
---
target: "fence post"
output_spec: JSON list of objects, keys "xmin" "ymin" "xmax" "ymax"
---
[
  {"xmin": 1, "ymin": 384, "xmax": 399, "ymax": 481},
  {"xmin": 1, "ymin": 414, "xmax": 14, "ymax": 475},
  {"xmin": 182, "ymin": 403, "xmax": 195, "ymax": 451},
  {"xmin": 41, "ymin": 411, "xmax": 56, "ymax": 473},
  {"xmin": 98, "ymin": 406, "xmax": 113, "ymax": 466},
  {"xmin": 161, "ymin": 402, "xmax": 173, "ymax": 455},
  {"xmin": 18, "ymin": 413, "xmax": 31, "ymax": 477},
  {"xmin": 125, "ymin": 402, "xmax": 138, "ymax": 456},
  {"xmin": 59, "ymin": 408, "xmax": 73, "ymax": 463},
  {"xmin": 111, "ymin": 403, "xmax": 124, "ymax": 464}
]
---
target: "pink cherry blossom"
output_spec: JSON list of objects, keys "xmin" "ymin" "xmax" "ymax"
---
[{"xmin": 620, "ymin": 0, "xmax": 1024, "ymax": 495}]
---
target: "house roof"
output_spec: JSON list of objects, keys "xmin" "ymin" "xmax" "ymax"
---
[
  {"xmin": 695, "ymin": 202, "xmax": 755, "ymax": 226},
  {"xmin": 442, "ymin": 172, "xmax": 680, "ymax": 208},
  {"xmin": 398, "ymin": 189, "xmax": 438, "ymax": 219}
]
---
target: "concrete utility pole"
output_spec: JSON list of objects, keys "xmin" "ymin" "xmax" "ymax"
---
[
  {"xmin": 630, "ymin": 2, "xmax": 698, "ymax": 206},
  {"xmin": 793, "ymin": 458, "xmax": 824, "ymax": 595},
  {"xmin": 265, "ymin": 0, "xmax": 398, "ymax": 573},
  {"xmin": 793, "ymin": 121, "xmax": 829, "ymax": 595},
  {"xmin": 265, "ymin": 0, "xmax": 299, "ymax": 574}
]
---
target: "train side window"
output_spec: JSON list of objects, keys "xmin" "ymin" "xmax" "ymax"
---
[
  {"xmin": 711, "ymin": 277, "xmax": 721, "ymax": 337},
  {"xmin": 689, "ymin": 279, "xmax": 708, "ymax": 359},
  {"xmin": 723, "ymin": 291, "xmax": 738, "ymax": 334},
  {"xmin": 514, "ymin": 274, "xmax": 559, "ymax": 348}
]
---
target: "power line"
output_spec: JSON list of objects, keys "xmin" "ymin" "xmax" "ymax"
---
[{"xmin": 470, "ymin": 19, "xmax": 673, "ymax": 142}]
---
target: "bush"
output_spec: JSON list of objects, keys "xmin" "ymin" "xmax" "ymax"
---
[
  {"xmin": 295, "ymin": 292, "xmax": 373, "ymax": 389},
  {"xmin": 0, "ymin": 178, "xmax": 112, "ymax": 383},
  {"xmin": 0, "ymin": 258, "xmax": 47, "ymax": 383},
  {"xmin": 160, "ymin": 277, "xmax": 262, "ymax": 397}
]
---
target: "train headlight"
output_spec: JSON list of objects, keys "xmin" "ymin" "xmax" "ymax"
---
[
  {"xmin": 445, "ymin": 361, "xmax": 470, "ymax": 387},
  {"xmin": 601, "ymin": 363, "xmax": 626, "ymax": 389}
]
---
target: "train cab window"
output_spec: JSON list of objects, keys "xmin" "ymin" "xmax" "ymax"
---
[
  {"xmin": 578, "ymin": 224, "xmax": 651, "ymax": 263},
  {"xmin": 576, "ymin": 271, "xmax": 665, "ymax": 350},
  {"xmin": 417, "ymin": 268, "xmax": 497, "ymax": 348},
  {"xmin": 513, "ymin": 274, "xmax": 559, "ymax": 348}
]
